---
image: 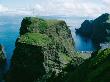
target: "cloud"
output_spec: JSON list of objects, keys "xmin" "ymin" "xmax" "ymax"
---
[
  {"xmin": 34, "ymin": 4, "xmax": 44, "ymax": 11},
  {"xmin": 0, "ymin": 5, "xmax": 32, "ymax": 16},
  {"xmin": 30, "ymin": 0, "xmax": 105, "ymax": 17},
  {"xmin": 0, "ymin": 4, "xmax": 8, "ymax": 12},
  {"xmin": 102, "ymin": 0, "xmax": 110, "ymax": 4},
  {"xmin": 0, "ymin": 0, "xmax": 110, "ymax": 17}
]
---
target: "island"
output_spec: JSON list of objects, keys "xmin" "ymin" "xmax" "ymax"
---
[{"xmin": 76, "ymin": 13, "xmax": 110, "ymax": 43}]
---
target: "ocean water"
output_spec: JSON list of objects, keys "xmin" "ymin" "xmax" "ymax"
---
[
  {"xmin": 0, "ymin": 16, "xmax": 22, "ymax": 64},
  {"xmin": 0, "ymin": 15, "xmax": 98, "ymax": 81},
  {"xmin": 0, "ymin": 16, "xmax": 23, "ymax": 81}
]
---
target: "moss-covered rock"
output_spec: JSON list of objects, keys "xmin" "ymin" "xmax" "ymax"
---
[
  {"xmin": 5, "ymin": 17, "xmax": 83, "ymax": 82},
  {"xmin": 20, "ymin": 17, "xmax": 48, "ymax": 35},
  {"xmin": 63, "ymin": 48, "xmax": 110, "ymax": 82},
  {"xmin": 0, "ymin": 45, "xmax": 6, "ymax": 65}
]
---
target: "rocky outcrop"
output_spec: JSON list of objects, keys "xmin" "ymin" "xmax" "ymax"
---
[
  {"xmin": 63, "ymin": 48, "xmax": 110, "ymax": 82},
  {"xmin": 0, "ymin": 44, "xmax": 6, "ymax": 65},
  {"xmin": 76, "ymin": 13, "xmax": 110, "ymax": 43},
  {"xmin": 76, "ymin": 20, "xmax": 93, "ymax": 37},
  {"xmin": 5, "ymin": 17, "xmax": 83, "ymax": 82}
]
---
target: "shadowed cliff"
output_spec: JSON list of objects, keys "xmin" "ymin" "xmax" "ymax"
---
[{"xmin": 76, "ymin": 13, "xmax": 110, "ymax": 43}]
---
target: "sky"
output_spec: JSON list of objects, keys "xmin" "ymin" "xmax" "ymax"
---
[{"xmin": 0, "ymin": 0, "xmax": 110, "ymax": 17}]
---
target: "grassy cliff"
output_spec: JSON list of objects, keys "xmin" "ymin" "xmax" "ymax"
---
[
  {"xmin": 64, "ymin": 48, "xmax": 110, "ymax": 82},
  {"xmin": 5, "ymin": 17, "xmax": 83, "ymax": 82}
]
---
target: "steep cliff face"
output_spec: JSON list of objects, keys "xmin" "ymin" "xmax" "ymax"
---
[
  {"xmin": 63, "ymin": 48, "xmax": 110, "ymax": 82},
  {"xmin": 5, "ymin": 17, "xmax": 83, "ymax": 82},
  {"xmin": 0, "ymin": 44, "xmax": 6, "ymax": 65},
  {"xmin": 76, "ymin": 13, "xmax": 110, "ymax": 43}
]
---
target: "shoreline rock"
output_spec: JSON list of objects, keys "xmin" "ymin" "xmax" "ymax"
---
[{"xmin": 0, "ymin": 44, "xmax": 6, "ymax": 65}]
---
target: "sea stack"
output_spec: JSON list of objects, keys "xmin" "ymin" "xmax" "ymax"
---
[{"xmin": 5, "ymin": 17, "xmax": 83, "ymax": 82}]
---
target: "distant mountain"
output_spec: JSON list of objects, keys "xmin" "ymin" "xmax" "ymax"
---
[{"xmin": 76, "ymin": 13, "xmax": 110, "ymax": 43}]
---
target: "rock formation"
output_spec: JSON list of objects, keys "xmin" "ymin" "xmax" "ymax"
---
[
  {"xmin": 5, "ymin": 17, "xmax": 83, "ymax": 82},
  {"xmin": 76, "ymin": 13, "xmax": 110, "ymax": 43},
  {"xmin": 0, "ymin": 44, "xmax": 6, "ymax": 65}
]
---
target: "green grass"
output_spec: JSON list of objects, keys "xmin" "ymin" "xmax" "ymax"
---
[
  {"xmin": 18, "ymin": 33, "xmax": 52, "ymax": 46},
  {"xmin": 89, "ymin": 48, "xmax": 110, "ymax": 68},
  {"xmin": 21, "ymin": 17, "xmax": 66, "ymax": 34},
  {"xmin": 59, "ymin": 52, "xmax": 72, "ymax": 65},
  {"xmin": 26, "ymin": 17, "xmax": 48, "ymax": 33},
  {"xmin": 45, "ymin": 20, "xmax": 65, "ymax": 27}
]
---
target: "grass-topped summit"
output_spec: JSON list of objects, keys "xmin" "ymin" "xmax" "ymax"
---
[
  {"xmin": 20, "ymin": 17, "xmax": 66, "ymax": 35},
  {"xmin": 6, "ymin": 17, "xmax": 83, "ymax": 82},
  {"xmin": 20, "ymin": 17, "xmax": 48, "ymax": 35},
  {"xmin": 18, "ymin": 33, "xmax": 52, "ymax": 46}
]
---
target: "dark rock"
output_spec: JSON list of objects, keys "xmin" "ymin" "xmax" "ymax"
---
[
  {"xmin": 76, "ymin": 13, "xmax": 110, "ymax": 43},
  {"xmin": 0, "ymin": 44, "xmax": 6, "ymax": 65},
  {"xmin": 76, "ymin": 20, "xmax": 93, "ymax": 37}
]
